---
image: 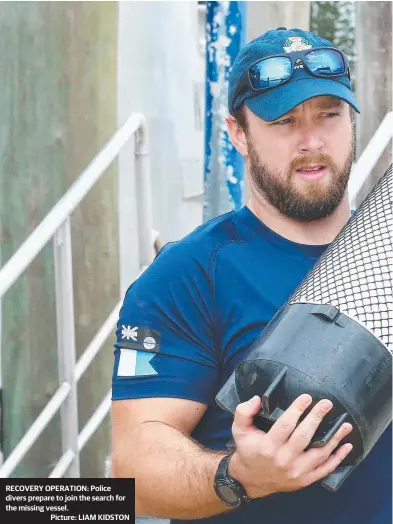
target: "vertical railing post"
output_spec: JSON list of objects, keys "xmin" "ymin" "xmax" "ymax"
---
[
  {"xmin": 135, "ymin": 118, "xmax": 155, "ymax": 268},
  {"xmin": 53, "ymin": 218, "xmax": 80, "ymax": 477},
  {"xmin": 118, "ymin": 122, "xmax": 140, "ymax": 297}
]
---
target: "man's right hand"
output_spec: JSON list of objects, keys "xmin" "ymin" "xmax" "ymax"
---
[{"xmin": 229, "ymin": 394, "xmax": 353, "ymax": 499}]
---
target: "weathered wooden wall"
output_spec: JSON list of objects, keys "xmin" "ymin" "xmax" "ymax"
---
[{"xmin": 0, "ymin": 2, "xmax": 118, "ymax": 477}]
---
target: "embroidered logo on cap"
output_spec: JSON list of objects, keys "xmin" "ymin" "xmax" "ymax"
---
[{"xmin": 283, "ymin": 37, "xmax": 312, "ymax": 53}]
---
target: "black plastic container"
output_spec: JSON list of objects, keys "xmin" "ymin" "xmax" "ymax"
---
[{"xmin": 216, "ymin": 302, "xmax": 392, "ymax": 491}]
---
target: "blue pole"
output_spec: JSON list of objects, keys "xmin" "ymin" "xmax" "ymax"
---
[{"xmin": 204, "ymin": 1, "xmax": 247, "ymax": 222}]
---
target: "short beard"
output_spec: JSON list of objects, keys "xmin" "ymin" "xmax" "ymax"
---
[{"xmin": 247, "ymin": 135, "xmax": 355, "ymax": 222}]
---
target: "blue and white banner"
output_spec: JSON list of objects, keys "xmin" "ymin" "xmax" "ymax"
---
[{"xmin": 204, "ymin": 1, "xmax": 247, "ymax": 221}]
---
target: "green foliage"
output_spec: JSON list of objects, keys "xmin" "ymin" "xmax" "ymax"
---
[{"xmin": 310, "ymin": 1, "xmax": 356, "ymax": 90}]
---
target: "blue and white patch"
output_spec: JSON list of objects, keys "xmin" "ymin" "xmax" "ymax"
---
[
  {"xmin": 117, "ymin": 325, "xmax": 161, "ymax": 377},
  {"xmin": 117, "ymin": 348, "xmax": 158, "ymax": 377},
  {"xmin": 119, "ymin": 326, "xmax": 161, "ymax": 352}
]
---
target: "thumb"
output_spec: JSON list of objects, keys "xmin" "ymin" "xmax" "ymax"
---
[{"xmin": 233, "ymin": 395, "xmax": 261, "ymax": 433}]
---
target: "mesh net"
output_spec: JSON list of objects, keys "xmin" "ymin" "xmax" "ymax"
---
[{"xmin": 288, "ymin": 164, "xmax": 393, "ymax": 353}]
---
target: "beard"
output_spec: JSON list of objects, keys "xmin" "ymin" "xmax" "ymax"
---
[{"xmin": 247, "ymin": 134, "xmax": 355, "ymax": 222}]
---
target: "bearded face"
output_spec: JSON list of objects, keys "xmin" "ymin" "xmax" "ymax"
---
[{"xmin": 246, "ymin": 130, "xmax": 355, "ymax": 222}]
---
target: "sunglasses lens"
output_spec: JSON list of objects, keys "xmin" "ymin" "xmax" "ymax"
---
[
  {"xmin": 249, "ymin": 57, "xmax": 291, "ymax": 89},
  {"xmin": 304, "ymin": 49, "xmax": 345, "ymax": 76}
]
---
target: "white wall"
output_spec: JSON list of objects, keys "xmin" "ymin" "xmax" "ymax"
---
[
  {"xmin": 247, "ymin": 1, "xmax": 310, "ymax": 41},
  {"xmin": 117, "ymin": 1, "xmax": 205, "ymax": 246}
]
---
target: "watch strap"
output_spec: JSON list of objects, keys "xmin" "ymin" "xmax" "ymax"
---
[{"xmin": 214, "ymin": 453, "xmax": 249, "ymax": 507}]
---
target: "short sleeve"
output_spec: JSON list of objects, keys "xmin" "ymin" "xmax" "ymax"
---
[{"xmin": 112, "ymin": 242, "xmax": 220, "ymax": 406}]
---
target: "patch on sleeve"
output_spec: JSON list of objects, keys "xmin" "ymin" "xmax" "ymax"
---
[
  {"xmin": 117, "ymin": 326, "xmax": 161, "ymax": 377},
  {"xmin": 119, "ymin": 325, "xmax": 161, "ymax": 352},
  {"xmin": 117, "ymin": 348, "xmax": 158, "ymax": 377}
]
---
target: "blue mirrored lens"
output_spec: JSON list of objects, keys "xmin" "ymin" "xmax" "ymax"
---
[
  {"xmin": 304, "ymin": 49, "xmax": 345, "ymax": 75},
  {"xmin": 249, "ymin": 57, "xmax": 291, "ymax": 89}
]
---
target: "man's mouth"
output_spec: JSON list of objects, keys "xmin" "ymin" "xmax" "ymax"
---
[{"xmin": 296, "ymin": 165, "xmax": 327, "ymax": 180}]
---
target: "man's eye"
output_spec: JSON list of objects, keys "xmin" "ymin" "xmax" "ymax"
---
[
  {"xmin": 322, "ymin": 112, "xmax": 340, "ymax": 118},
  {"xmin": 272, "ymin": 118, "xmax": 292, "ymax": 126}
]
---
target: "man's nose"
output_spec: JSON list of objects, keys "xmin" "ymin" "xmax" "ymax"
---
[{"xmin": 297, "ymin": 127, "xmax": 325, "ymax": 155}]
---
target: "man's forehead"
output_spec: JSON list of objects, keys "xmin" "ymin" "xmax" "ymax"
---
[{"xmin": 289, "ymin": 96, "xmax": 344, "ymax": 113}]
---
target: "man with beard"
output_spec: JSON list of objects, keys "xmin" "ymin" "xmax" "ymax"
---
[{"xmin": 111, "ymin": 28, "xmax": 391, "ymax": 524}]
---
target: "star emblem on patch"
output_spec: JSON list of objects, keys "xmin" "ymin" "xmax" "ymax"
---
[{"xmin": 121, "ymin": 325, "xmax": 138, "ymax": 341}]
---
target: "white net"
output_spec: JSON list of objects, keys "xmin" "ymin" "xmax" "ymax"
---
[{"xmin": 289, "ymin": 165, "xmax": 393, "ymax": 353}]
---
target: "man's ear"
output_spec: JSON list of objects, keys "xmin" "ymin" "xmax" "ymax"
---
[{"xmin": 226, "ymin": 115, "xmax": 248, "ymax": 157}]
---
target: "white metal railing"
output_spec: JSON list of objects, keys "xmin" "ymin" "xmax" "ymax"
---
[
  {"xmin": 0, "ymin": 112, "xmax": 155, "ymax": 478},
  {"xmin": 349, "ymin": 111, "xmax": 393, "ymax": 208}
]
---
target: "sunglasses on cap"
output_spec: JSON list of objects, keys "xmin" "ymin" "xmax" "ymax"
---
[{"xmin": 232, "ymin": 47, "xmax": 351, "ymax": 112}]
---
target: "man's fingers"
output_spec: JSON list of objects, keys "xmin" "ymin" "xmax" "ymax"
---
[
  {"xmin": 320, "ymin": 423, "xmax": 353, "ymax": 456},
  {"xmin": 267, "ymin": 394, "xmax": 312, "ymax": 448},
  {"xmin": 293, "ymin": 422, "xmax": 353, "ymax": 476},
  {"xmin": 232, "ymin": 396, "xmax": 262, "ymax": 436},
  {"xmin": 305, "ymin": 442, "xmax": 353, "ymax": 486},
  {"xmin": 283, "ymin": 399, "xmax": 333, "ymax": 456}
]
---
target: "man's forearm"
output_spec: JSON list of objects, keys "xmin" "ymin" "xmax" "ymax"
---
[{"xmin": 112, "ymin": 421, "xmax": 231, "ymax": 519}]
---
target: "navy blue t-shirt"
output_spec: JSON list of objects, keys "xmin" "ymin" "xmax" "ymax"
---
[{"xmin": 112, "ymin": 206, "xmax": 392, "ymax": 524}]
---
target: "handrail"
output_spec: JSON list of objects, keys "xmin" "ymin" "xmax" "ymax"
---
[
  {"xmin": 0, "ymin": 301, "xmax": 120, "ymax": 478},
  {"xmin": 0, "ymin": 113, "xmax": 153, "ymax": 478},
  {"xmin": 49, "ymin": 390, "xmax": 112, "ymax": 478},
  {"xmin": 0, "ymin": 384, "xmax": 71, "ymax": 478},
  {"xmin": 75, "ymin": 301, "xmax": 122, "ymax": 382},
  {"xmin": 349, "ymin": 111, "xmax": 393, "ymax": 208},
  {"xmin": 0, "ymin": 113, "xmax": 148, "ymax": 299},
  {"xmin": 54, "ymin": 219, "xmax": 80, "ymax": 476}
]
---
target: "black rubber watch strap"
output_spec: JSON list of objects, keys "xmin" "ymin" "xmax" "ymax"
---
[{"xmin": 214, "ymin": 453, "xmax": 249, "ymax": 507}]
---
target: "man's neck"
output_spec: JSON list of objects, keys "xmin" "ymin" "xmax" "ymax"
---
[{"xmin": 247, "ymin": 189, "xmax": 351, "ymax": 246}]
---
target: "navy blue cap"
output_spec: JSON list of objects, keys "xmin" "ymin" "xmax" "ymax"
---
[{"xmin": 228, "ymin": 27, "xmax": 360, "ymax": 121}]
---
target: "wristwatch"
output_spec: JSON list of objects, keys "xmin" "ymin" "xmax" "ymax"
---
[{"xmin": 213, "ymin": 453, "xmax": 249, "ymax": 508}]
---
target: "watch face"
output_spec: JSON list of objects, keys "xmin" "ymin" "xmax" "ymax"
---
[{"xmin": 216, "ymin": 483, "xmax": 240, "ymax": 507}]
